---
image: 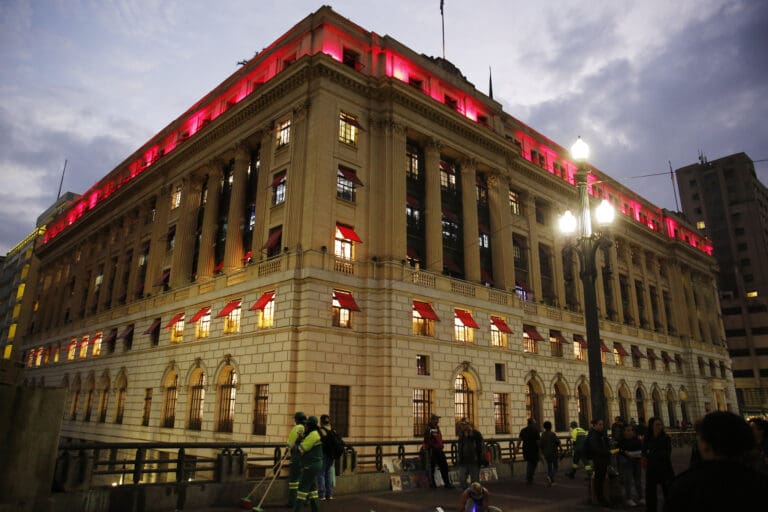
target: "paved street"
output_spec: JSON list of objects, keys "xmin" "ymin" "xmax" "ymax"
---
[{"xmin": 199, "ymin": 448, "xmax": 690, "ymax": 512}]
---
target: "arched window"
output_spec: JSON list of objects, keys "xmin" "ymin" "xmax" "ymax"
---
[
  {"xmin": 635, "ymin": 388, "xmax": 646, "ymax": 424},
  {"xmin": 216, "ymin": 366, "xmax": 237, "ymax": 433},
  {"xmin": 69, "ymin": 376, "xmax": 81, "ymax": 420},
  {"xmin": 161, "ymin": 371, "xmax": 178, "ymax": 428},
  {"xmin": 679, "ymin": 388, "xmax": 690, "ymax": 424},
  {"xmin": 97, "ymin": 374, "xmax": 110, "ymax": 423},
  {"xmin": 454, "ymin": 374, "xmax": 475, "ymax": 427},
  {"xmin": 553, "ymin": 382, "xmax": 568, "ymax": 431},
  {"xmin": 618, "ymin": 384, "xmax": 631, "ymax": 421},
  {"xmin": 525, "ymin": 380, "xmax": 542, "ymax": 425},
  {"xmin": 83, "ymin": 375, "xmax": 95, "ymax": 422},
  {"xmin": 652, "ymin": 389, "xmax": 662, "ymax": 420},
  {"xmin": 666, "ymin": 389, "xmax": 677, "ymax": 427},
  {"xmin": 576, "ymin": 382, "xmax": 590, "ymax": 428},
  {"xmin": 188, "ymin": 369, "xmax": 206, "ymax": 431},
  {"xmin": 114, "ymin": 374, "xmax": 127, "ymax": 424}
]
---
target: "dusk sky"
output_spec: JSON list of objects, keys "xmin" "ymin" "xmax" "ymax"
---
[{"xmin": 1, "ymin": 0, "xmax": 766, "ymax": 254}]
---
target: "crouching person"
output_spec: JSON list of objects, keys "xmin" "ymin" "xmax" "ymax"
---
[{"xmin": 458, "ymin": 482, "xmax": 490, "ymax": 512}]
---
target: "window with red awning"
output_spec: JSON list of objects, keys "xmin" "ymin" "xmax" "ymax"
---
[
  {"xmin": 250, "ymin": 291, "xmax": 275, "ymax": 311},
  {"xmin": 490, "ymin": 316, "xmax": 512, "ymax": 334},
  {"xmin": 336, "ymin": 224, "xmax": 362, "ymax": 243},
  {"xmin": 631, "ymin": 345, "xmax": 647, "ymax": 358},
  {"xmin": 614, "ymin": 343, "xmax": 629, "ymax": 356},
  {"xmin": 647, "ymin": 348, "xmax": 658, "ymax": 360},
  {"xmin": 454, "ymin": 309, "xmax": 478, "ymax": 329},
  {"xmin": 143, "ymin": 318, "xmax": 161, "ymax": 335},
  {"xmin": 573, "ymin": 334, "xmax": 587, "ymax": 347},
  {"xmin": 190, "ymin": 306, "xmax": 211, "ymax": 323},
  {"xmin": 262, "ymin": 227, "xmax": 282, "ymax": 250},
  {"xmin": 338, "ymin": 166, "xmax": 364, "ymax": 186},
  {"xmin": 333, "ymin": 290, "xmax": 361, "ymax": 311},
  {"xmin": 216, "ymin": 299, "xmax": 242, "ymax": 318},
  {"xmin": 413, "ymin": 300, "xmax": 439, "ymax": 320},
  {"xmin": 164, "ymin": 313, "xmax": 185, "ymax": 329},
  {"xmin": 523, "ymin": 325, "xmax": 544, "ymax": 341}
]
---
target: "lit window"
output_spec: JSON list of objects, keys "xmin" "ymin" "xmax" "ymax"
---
[
  {"xmin": 196, "ymin": 311, "xmax": 211, "ymax": 339},
  {"xmin": 573, "ymin": 337, "xmax": 586, "ymax": 361},
  {"xmin": 166, "ymin": 226, "xmax": 176, "ymax": 252},
  {"xmin": 332, "ymin": 290, "xmax": 359, "ymax": 329},
  {"xmin": 613, "ymin": 348, "xmax": 624, "ymax": 366},
  {"xmin": 276, "ymin": 119, "xmax": 291, "ymax": 147},
  {"xmin": 490, "ymin": 322, "xmax": 508, "ymax": 348},
  {"xmin": 479, "ymin": 232, "xmax": 490, "ymax": 249},
  {"xmin": 454, "ymin": 309, "xmax": 477, "ymax": 343},
  {"xmin": 7, "ymin": 323, "xmax": 16, "ymax": 341},
  {"xmin": 91, "ymin": 332, "xmax": 102, "ymax": 357},
  {"xmin": 746, "ymin": 291, "xmax": 758, "ymax": 298},
  {"xmin": 170, "ymin": 317, "xmax": 184, "ymax": 343},
  {"xmin": 335, "ymin": 225, "xmax": 359, "ymax": 261},
  {"xmin": 15, "ymin": 283, "xmax": 25, "ymax": 301},
  {"xmin": 171, "ymin": 185, "xmax": 182, "ymax": 209},
  {"xmin": 440, "ymin": 160, "xmax": 457, "ymax": 193},
  {"xmin": 406, "ymin": 143, "xmax": 421, "ymax": 181},
  {"xmin": 416, "ymin": 354, "xmax": 430, "ymax": 375},
  {"xmin": 272, "ymin": 171, "xmax": 286, "ymax": 205},
  {"xmin": 696, "ymin": 220, "xmax": 705, "ymax": 230},
  {"xmin": 493, "ymin": 393, "xmax": 509, "ymax": 434},
  {"xmin": 223, "ymin": 305, "xmax": 241, "ymax": 334},
  {"xmin": 259, "ymin": 296, "xmax": 275, "ymax": 329},
  {"xmin": 67, "ymin": 339, "xmax": 77, "ymax": 360},
  {"xmin": 338, "ymin": 112, "xmax": 359, "ymax": 146},
  {"xmin": 337, "ymin": 166, "xmax": 362, "ymax": 202},
  {"xmin": 549, "ymin": 332, "xmax": 563, "ymax": 357},
  {"xmin": 412, "ymin": 388, "xmax": 433, "ymax": 437},
  {"xmin": 509, "ymin": 190, "xmax": 522, "ymax": 216},
  {"xmin": 412, "ymin": 301, "xmax": 438, "ymax": 336},
  {"xmin": 522, "ymin": 325, "xmax": 541, "ymax": 354},
  {"xmin": 78, "ymin": 336, "xmax": 89, "ymax": 358}
]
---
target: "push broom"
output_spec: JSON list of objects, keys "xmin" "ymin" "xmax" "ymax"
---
[{"xmin": 239, "ymin": 449, "xmax": 289, "ymax": 510}]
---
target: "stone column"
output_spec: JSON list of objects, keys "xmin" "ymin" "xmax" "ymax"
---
[
  {"xmin": 170, "ymin": 174, "xmax": 202, "ymax": 288},
  {"xmin": 284, "ymin": 101, "xmax": 311, "ymax": 251},
  {"xmin": 145, "ymin": 186, "xmax": 171, "ymax": 294},
  {"xmin": 683, "ymin": 268, "xmax": 701, "ymax": 341},
  {"xmin": 595, "ymin": 249, "xmax": 607, "ymax": 316},
  {"xmin": 381, "ymin": 120, "xmax": 408, "ymax": 261},
  {"xmin": 640, "ymin": 253, "xmax": 654, "ymax": 330},
  {"xmin": 251, "ymin": 127, "xmax": 274, "ymax": 257},
  {"xmin": 526, "ymin": 196, "xmax": 542, "ymax": 301},
  {"xmin": 423, "ymin": 139, "xmax": 443, "ymax": 273},
  {"xmin": 625, "ymin": 245, "xmax": 641, "ymax": 326},
  {"xmin": 196, "ymin": 162, "xmax": 223, "ymax": 279},
  {"xmin": 224, "ymin": 145, "xmax": 250, "ymax": 272},
  {"xmin": 488, "ymin": 173, "xmax": 514, "ymax": 290},
  {"xmin": 460, "ymin": 159, "xmax": 480, "ymax": 282}
]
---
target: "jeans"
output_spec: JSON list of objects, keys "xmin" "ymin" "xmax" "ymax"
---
[
  {"xmin": 618, "ymin": 457, "xmax": 642, "ymax": 500},
  {"xmin": 546, "ymin": 459, "xmax": 558, "ymax": 482},
  {"xmin": 525, "ymin": 459, "xmax": 538, "ymax": 482},
  {"xmin": 316, "ymin": 454, "xmax": 334, "ymax": 498},
  {"xmin": 458, "ymin": 463, "xmax": 480, "ymax": 487},
  {"xmin": 645, "ymin": 470, "xmax": 670, "ymax": 512}
]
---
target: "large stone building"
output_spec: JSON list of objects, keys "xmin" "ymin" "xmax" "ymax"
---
[
  {"xmin": 20, "ymin": 7, "xmax": 733, "ymax": 445},
  {"xmin": 676, "ymin": 153, "xmax": 768, "ymax": 416}
]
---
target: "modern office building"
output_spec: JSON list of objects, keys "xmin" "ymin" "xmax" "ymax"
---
[
  {"xmin": 20, "ymin": 7, "xmax": 733, "ymax": 445},
  {"xmin": 676, "ymin": 153, "xmax": 768, "ymax": 416}
]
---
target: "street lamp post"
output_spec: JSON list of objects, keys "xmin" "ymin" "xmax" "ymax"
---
[{"xmin": 559, "ymin": 137, "xmax": 615, "ymax": 425}]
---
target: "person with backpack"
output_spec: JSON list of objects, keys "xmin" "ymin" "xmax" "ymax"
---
[
  {"xmin": 316, "ymin": 414, "xmax": 345, "ymax": 500},
  {"xmin": 286, "ymin": 411, "xmax": 307, "ymax": 507},
  {"xmin": 566, "ymin": 421, "xmax": 589, "ymax": 479},
  {"xmin": 539, "ymin": 421, "xmax": 561, "ymax": 486}
]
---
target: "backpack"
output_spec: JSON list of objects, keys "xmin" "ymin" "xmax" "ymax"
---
[{"xmin": 322, "ymin": 427, "xmax": 346, "ymax": 459}]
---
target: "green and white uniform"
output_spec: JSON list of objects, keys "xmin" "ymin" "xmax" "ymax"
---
[
  {"xmin": 286, "ymin": 423, "xmax": 306, "ymax": 506},
  {"xmin": 294, "ymin": 430, "xmax": 323, "ymax": 512}
]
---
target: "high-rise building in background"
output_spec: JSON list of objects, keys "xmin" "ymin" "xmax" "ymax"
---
[
  {"xmin": 18, "ymin": 7, "xmax": 733, "ymax": 447},
  {"xmin": 676, "ymin": 153, "xmax": 768, "ymax": 416}
]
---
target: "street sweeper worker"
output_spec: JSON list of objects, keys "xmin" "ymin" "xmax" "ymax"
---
[
  {"xmin": 458, "ymin": 481, "xmax": 490, "ymax": 512},
  {"xmin": 294, "ymin": 415, "xmax": 324, "ymax": 512},
  {"xmin": 286, "ymin": 411, "xmax": 307, "ymax": 507}
]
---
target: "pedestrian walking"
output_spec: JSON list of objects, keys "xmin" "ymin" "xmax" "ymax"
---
[
  {"xmin": 539, "ymin": 421, "xmax": 561, "ymax": 486},
  {"xmin": 617, "ymin": 424, "xmax": 644, "ymax": 507},
  {"xmin": 456, "ymin": 420, "xmax": 485, "ymax": 487},
  {"xmin": 565, "ymin": 421, "xmax": 589, "ymax": 479},
  {"xmin": 316, "ymin": 414, "xmax": 345, "ymax": 500},
  {"xmin": 294, "ymin": 416, "xmax": 323, "ymax": 512},
  {"xmin": 642, "ymin": 417, "xmax": 674, "ymax": 512},
  {"xmin": 748, "ymin": 417, "xmax": 768, "ymax": 475},
  {"xmin": 458, "ymin": 481, "xmax": 490, "ymax": 512},
  {"xmin": 423, "ymin": 414, "xmax": 454, "ymax": 489},
  {"xmin": 519, "ymin": 418, "xmax": 541, "ymax": 485},
  {"xmin": 286, "ymin": 411, "xmax": 307, "ymax": 507},
  {"xmin": 585, "ymin": 418, "xmax": 611, "ymax": 507},
  {"xmin": 665, "ymin": 411, "xmax": 768, "ymax": 511}
]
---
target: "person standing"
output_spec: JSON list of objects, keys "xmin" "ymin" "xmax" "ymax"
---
[
  {"xmin": 610, "ymin": 416, "xmax": 625, "ymax": 443},
  {"xmin": 286, "ymin": 411, "xmax": 307, "ymax": 507},
  {"xmin": 665, "ymin": 411, "xmax": 768, "ymax": 511},
  {"xmin": 456, "ymin": 421, "xmax": 485, "ymax": 487},
  {"xmin": 539, "ymin": 421, "xmax": 561, "ymax": 486},
  {"xmin": 316, "ymin": 414, "xmax": 342, "ymax": 500},
  {"xmin": 642, "ymin": 417, "xmax": 674, "ymax": 512},
  {"xmin": 519, "ymin": 418, "xmax": 541, "ymax": 485},
  {"xmin": 423, "ymin": 414, "xmax": 454, "ymax": 489},
  {"xmin": 617, "ymin": 424, "xmax": 644, "ymax": 507},
  {"xmin": 566, "ymin": 421, "xmax": 589, "ymax": 478},
  {"xmin": 748, "ymin": 417, "xmax": 768, "ymax": 475},
  {"xmin": 294, "ymin": 416, "xmax": 323, "ymax": 512},
  {"xmin": 585, "ymin": 418, "xmax": 611, "ymax": 507}
]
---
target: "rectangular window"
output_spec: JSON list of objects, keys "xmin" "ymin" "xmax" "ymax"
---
[
  {"xmin": 417, "ymin": 354, "xmax": 430, "ymax": 376},
  {"xmin": 142, "ymin": 388, "xmax": 153, "ymax": 426},
  {"xmin": 338, "ymin": 112, "xmax": 359, "ymax": 146},
  {"xmin": 265, "ymin": 225, "xmax": 283, "ymax": 258},
  {"xmin": 258, "ymin": 295, "xmax": 275, "ymax": 329},
  {"xmin": 412, "ymin": 308, "xmax": 436, "ymax": 337},
  {"xmin": 171, "ymin": 185, "xmax": 182, "ymax": 209},
  {"xmin": 440, "ymin": 160, "xmax": 458, "ymax": 194},
  {"xmin": 574, "ymin": 339, "xmax": 586, "ymax": 361},
  {"xmin": 330, "ymin": 385, "xmax": 350, "ymax": 437},
  {"xmin": 495, "ymin": 363, "xmax": 506, "ymax": 381},
  {"xmin": 223, "ymin": 305, "xmax": 241, "ymax": 334},
  {"xmin": 272, "ymin": 171, "xmax": 286, "ymax": 205},
  {"xmin": 454, "ymin": 310, "xmax": 475, "ymax": 343},
  {"xmin": 342, "ymin": 47, "xmax": 360, "ymax": 69},
  {"xmin": 276, "ymin": 119, "xmax": 291, "ymax": 147},
  {"xmin": 91, "ymin": 332, "xmax": 103, "ymax": 357},
  {"xmin": 523, "ymin": 326, "xmax": 541, "ymax": 354},
  {"xmin": 252, "ymin": 384, "xmax": 269, "ymax": 435},
  {"xmin": 332, "ymin": 296, "xmax": 352, "ymax": 328},
  {"xmin": 614, "ymin": 348, "xmax": 625, "ymax": 366},
  {"xmin": 115, "ymin": 386, "xmax": 126, "ymax": 424},
  {"xmin": 549, "ymin": 331, "xmax": 563, "ymax": 358},
  {"xmin": 413, "ymin": 388, "xmax": 433, "ymax": 436},
  {"xmin": 490, "ymin": 323, "xmax": 508, "ymax": 348},
  {"xmin": 162, "ymin": 377, "xmax": 178, "ymax": 428},
  {"xmin": 334, "ymin": 226, "xmax": 355, "ymax": 261},
  {"xmin": 336, "ymin": 166, "xmax": 359, "ymax": 202},
  {"xmin": 149, "ymin": 318, "xmax": 161, "ymax": 346},
  {"xmin": 196, "ymin": 311, "xmax": 211, "ymax": 339},
  {"xmin": 493, "ymin": 393, "xmax": 510, "ymax": 434},
  {"xmin": 170, "ymin": 317, "xmax": 184, "ymax": 343},
  {"xmin": 166, "ymin": 225, "xmax": 176, "ymax": 252}
]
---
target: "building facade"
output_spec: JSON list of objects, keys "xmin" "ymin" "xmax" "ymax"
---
[
  {"xmin": 20, "ymin": 7, "xmax": 733, "ymax": 445},
  {"xmin": 676, "ymin": 153, "xmax": 768, "ymax": 416}
]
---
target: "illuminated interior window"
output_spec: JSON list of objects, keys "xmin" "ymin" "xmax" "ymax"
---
[
  {"xmin": 338, "ymin": 112, "xmax": 359, "ymax": 146},
  {"xmin": 490, "ymin": 324, "xmax": 507, "ymax": 348},
  {"xmin": 15, "ymin": 283, "xmax": 25, "ymax": 301},
  {"xmin": 454, "ymin": 311, "xmax": 474, "ymax": 343},
  {"xmin": 696, "ymin": 220, "xmax": 705, "ymax": 230},
  {"xmin": 509, "ymin": 190, "xmax": 522, "ymax": 215},
  {"xmin": 259, "ymin": 296, "xmax": 275, "ymax": 329},
  {"xmin": 746, "ymin": 291, "xmax": 758, "ymax": 298},
  {"xmin": 78, "ymin": 337, "xmax": 89, "ymax": 358},
  {"xmin": 67, "ymin": 339, "xmax": 76, "ymax": 360},
  {"xmin": 170, "ymin": 318, "xmax": 185, "ymax": 343},
  {"xmin": 613, "ymin": 348, "xmax": 624, "ymax": 366},
  {"xmin": 2, "ymin": 343, "xmax": 12, "ymax": 360},
  {"xmin": 573, "ymin": 341, "xmax": 586, "ymax": 361},
  {"xmin": 171, "ymin": 185, "xmax": 182, "ymax": 209},
  {"xmin": 196, "ymin": 311, "xmax": 211, "ymax": 339},
  {"xmin": 275, "ymin": 119, "xmax": 291, "ymax": 147},
  {"xmin": 7, "ymin": 323, "xmax": 16, "ymax": 341},
  {"xmin": 335, "ymin": 230, "xmax": 353, "ymax": 261},
  {"xmin": 272, "ymin": 171, "xmax": 286, "ymax": 205},
  {"xmin": 223, "ymin": 306, "xmax": 241, "ymax": 334},
  {"xmin": 92, "ymin": 332, "xmax": 102, "ymax": 357},
  {"xmin": 11, "ymin": 304, "xmax": 20, "ymax": 320}
]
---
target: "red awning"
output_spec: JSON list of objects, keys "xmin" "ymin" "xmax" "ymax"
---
[
  {"xmin": 573, "ymin": 334, "xmax": 587, "ymax": 347},
  {"xmin": 118, "ymin": 325, "xmax": 134, "ymax": 340},
  {"xmin": 406, "ymin": 195, "xmax": 420, "ymax": 207},
  {"xmin": 190, "ymin": 306, "xmax": 211, "ymax": 323},
  {"xmin": 250, "ymin": 291, "xmax": 276, "ymax": 311},
  {"xmin": 490, "ymin": 316, "xmax": 512, "ymax": 334},
  {"xmin": 647, "ymin": 348, "xmax": 658, "ymax": 360},
  {"xmin": 103, "ymin": 329, "xmax": 117, "ymax": 346},
  {"xmin": 213, "ymin": 261, "xmax": 224, "ymax": 273},
  {"xmin": 600, "ymin": 341, "xmax": 610, "ymax": 353},
  {"xmin": 552, "ymin": 331, "xmax": 570, "ymax": 344},
  {"xmin": 478, "ymin": 223, "xmax": 490, "ymax": 235},
  {"xmin": 271, "ymin": 172, "xmax": 286, "ymax": 187},
  {"xmin": 216, "ymin": 299, "xmax": 242, "ymax": 318},
  {"xmin": 674, "ymin": 353, "xmax": 683, "ymax": 365},
  {"xmin": 661, "ymin": 351, "xmax": 673, "ymax": 363},
  {"xmin": 455, "ymin": 309, "xmax": 479, "ymax": 329},
  {"xmin": 614, "ymin": 343, "xmax": 629, "ymax": 356},
  {"xmin": 413, "ymin": 300, "xmax": 439, "ymax": 321},
  {"xmin": 444, "ymin": 257, "xmax": 462, "ymax": 274},
  {"xmin": 336, "ymin": 224, "xmax": 363, "ymax": 243},
  {"xmin": 262, "ymin": 227, "xmax": 282, "ymax": 250},
  {"xmin": 333, "ymin": 290, "xmax": 361, "ymax": 311},
  {"xmin": 143, "ymin": 318, "xmax": 161, "ymax": 335},
  {"xmin": 631, "ymin": 345, "xmax": 647, "ymax": 358},
  {"xmin": 164, "ymin": 313, "xmax": 185, "ymax": 329},
  {"xmin": 153, "ymin": 268, "xmax": 171, "ymax": 286},
  {"xmin": 338, "ymin": 167, "xmax": 364, "ymax": 186},
  {"xmin": 407, "ymin": 247, "xmax": 421, "ymax": 260},
  {"xmin": 442, "ymin": 208, "xmax": 458, "ymax": 222},
  {"xmin": 523, "ymin": 325, "xmax": 544, "ymax": 342}
]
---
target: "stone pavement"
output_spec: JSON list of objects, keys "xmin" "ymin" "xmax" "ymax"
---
[{"xmin": 193, "ymin": 448, "xmax": 690, "ymax": 512}]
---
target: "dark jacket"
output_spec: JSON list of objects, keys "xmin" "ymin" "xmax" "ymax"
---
[
  {"xmin": 664, "ymin": 460, "xmax": 768, "ymax": 511},
  {"xmin": 423, "ymin": 424, "xmax": 444, "ymax": 451},
  {"xmin": 457, "ymin": 428, "xmax": 484, "ymax": 465},
  {"xmin": 519, "ymin": 426, "xmax": 541, "ymax": 461},
  {"xmin": 642, "ymin": 432, "xmax": 674, "ymax": 480},
  {"xmin": 617, "ymin": 436, "xmax": 643, "ymax": 460},
  {"xmin": 585, "ymin": 428, "xmax": 611, "ymax": 464},
  {"xmin": 539, "ymin": 431, "xmax": 561, "ymax": 462}
]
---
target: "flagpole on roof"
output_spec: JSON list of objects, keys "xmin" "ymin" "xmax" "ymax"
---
[
  {"xmin": 440, "ymin": 1, "xmax": 446, "ymax": 59},
  {"xmin": 489, "ymin": 66, "xmax": 494, "ymax": 99},
  {"xmin": 57, "ymin": 159, "xmax": 67, "ymax": 201}
]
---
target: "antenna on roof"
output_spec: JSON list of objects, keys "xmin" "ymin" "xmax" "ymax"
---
[
  {"xmin": 669, "ymin": 161, "xmax": 680, "ymax": 212},
  {"xmin": 489, "ymin": 66, "xmax": 494, "ymax": 99},
  {"xmin": 237, "ymin": 60, "xmax": 248, "ymax": 66},
  {"xmin": 440, "ymin": 1, "xmax": 446, "ymax": 59},
  {"xmin": 56, "ymin": 159, "xmax": 67, "ymax": 201}
]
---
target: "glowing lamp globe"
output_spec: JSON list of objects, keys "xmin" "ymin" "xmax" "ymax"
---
[
  {"xmin": 559, "ymin": 210, "xmax": 578, "ymax": 234},
  {"xmin": 571, "ymin": 136, "xmax": 590, "ymax": 162},
  {"xmin": 595, "ymin": 199, "xmax": 615, "ymax": 226}
]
